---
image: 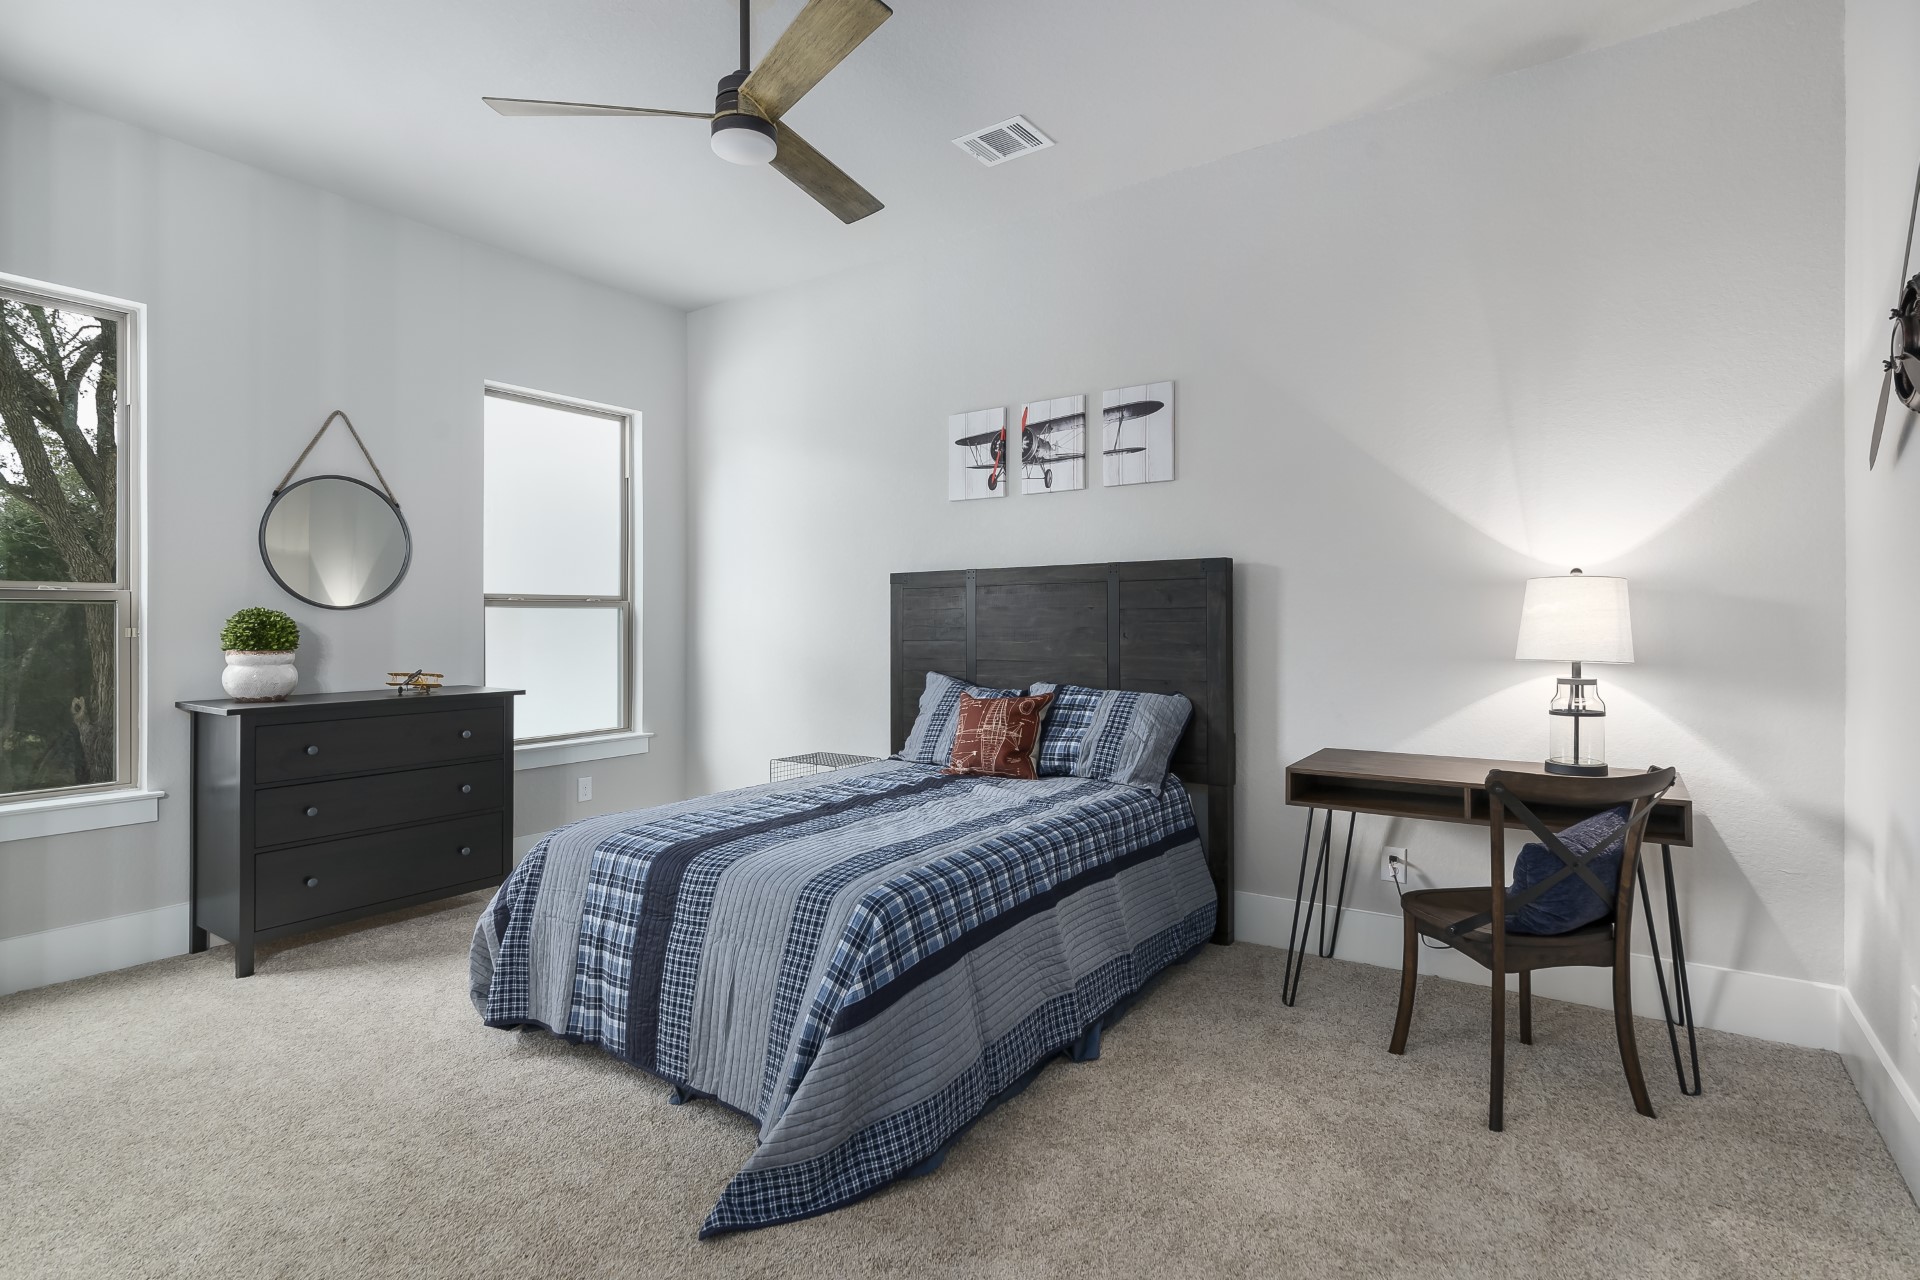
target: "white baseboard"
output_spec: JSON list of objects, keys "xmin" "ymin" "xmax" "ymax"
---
[
  {"xmin": 1234, "ymin": 890, "xmax": 1843, "ymax": 1052},
  {"xmin": 0, "ymin": 902, "xmax": 189, "ymax": 997},
  {"xmin": 1839, "ymin": 987, "xmax": 1920, "ymax": 1195},
  {"xmin": 4, "ymin": 855, "xmax": 532, "ymax": 996}
]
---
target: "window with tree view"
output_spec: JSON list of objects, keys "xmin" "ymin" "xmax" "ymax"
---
[{"xmin": 0, "ymin": 283, "xmax": 134, "ymax": 800}]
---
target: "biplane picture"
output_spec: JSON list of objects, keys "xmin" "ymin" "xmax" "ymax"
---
[
  {"xmin": 1101, "ymin": 381, "xmax": 1174, "ymax": 486},
  {"xmin": 948, "ymin": 406, "xmax": 1008, "ymax": 500},
  {"xmin": 1019, "ymin": 395, "xmax": 1086, "ymax": 493}
]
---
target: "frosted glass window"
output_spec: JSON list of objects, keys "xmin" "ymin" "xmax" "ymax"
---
[
  {"xmin": 483, "ymin": 393, "xmax": 625, "ymax": 597},
  {"xmin": 486, "ymin": 606, "xmax": 623, "ymax": 741},
  {"xmin": 482, "ymin": 387, "xmax": 635, "ymax": 743}
]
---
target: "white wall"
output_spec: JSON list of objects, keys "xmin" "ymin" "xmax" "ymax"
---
[
  {"xmin": 688, "ymin": 0, "xmax": 1845, "ymax": 988},
  {"xmin": 1842, "ymin": 0, "xmax": 1920, "ymax": 1192},
  {"xmin": 0, "ymin": 81, "xmax": 689, "ymax": 944}
]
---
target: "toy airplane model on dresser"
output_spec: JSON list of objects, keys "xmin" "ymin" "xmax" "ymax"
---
[{"xmin": 953, "ymin": 400, "xmax": 1161, "ymax": 491}]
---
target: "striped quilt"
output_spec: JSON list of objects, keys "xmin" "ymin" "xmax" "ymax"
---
[{"xmin": 469, "ymin": 759, "xmax": 1216, "ymax": 1235}]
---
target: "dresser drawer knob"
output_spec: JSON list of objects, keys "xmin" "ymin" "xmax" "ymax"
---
[
  {"xmin": 305, "ymin": 806, "xmax": 320, "ymax": 817},
  {"xmin": 304, "ymin": 876, "xmax": 320, "ymax": 888},
  {"xmin": 459, "ymin": 846, "xmax": 473, "ymax": 857},
  {"xmin": 460, "ymin": 783, "xmax": 473, "ymax": 794},
  {"xmin": 461, "ymin": 729, "xmax": 473, "ymax": 740},
  {"xmin": 305, "ymin": 745, "xmax": 320, "ymax": 756}
]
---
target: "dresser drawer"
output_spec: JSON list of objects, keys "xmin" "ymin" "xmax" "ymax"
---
[
  {"xmin": 255, "ymin": 707, "xmax": 505, "ymax": 783},
  {"xmin": 254, "ymin": 814, "xmax": 504, "ymax": 930},
  {"xmin": 254, "ymin": 762, "xmax": 504, "ymax": 847}
]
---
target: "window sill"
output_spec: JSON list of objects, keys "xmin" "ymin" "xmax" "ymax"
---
[
  {"xmin": 513, "ymin": 731, "xmax": 652, "ymax": 772},
  {"xmin": 0, "ymin": 788, "xmax": 165, "ymax": 843}
]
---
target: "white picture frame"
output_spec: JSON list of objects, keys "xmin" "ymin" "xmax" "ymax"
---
[
  {"xmin": 948, "ymin": 407, "xmax": 1008, "ymax": 500},
  {"xmin": 1101, "ymin": 382, "xmax": 1174, "ymax": 486},
  {"xmin": 1019, "ymin": 394, "xmax": 1086, "ymax": 494}
]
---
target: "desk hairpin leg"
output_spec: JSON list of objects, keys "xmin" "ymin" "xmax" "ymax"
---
[
  {"xmin": 1280, "ymin": 808, "xmax": 1356, "ymax": 1006},
  {"xmin": 1635, "ymin": 843, "xmax": 1703, "ymax": 1096}
]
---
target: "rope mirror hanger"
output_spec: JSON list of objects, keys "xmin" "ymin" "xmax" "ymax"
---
[{"xmin": 275, "ymin": 409, "xmax": 400, "ymax": 504}]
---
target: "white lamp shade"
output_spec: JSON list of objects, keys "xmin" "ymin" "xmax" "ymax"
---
[{"xmin": 1515, "ymin": 573, "xmax": 1634, "ymax": 663}]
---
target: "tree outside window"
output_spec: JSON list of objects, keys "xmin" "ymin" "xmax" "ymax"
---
[{"xmin": 0, "ymin": 287, "xmax": 132, "ymax": 798}]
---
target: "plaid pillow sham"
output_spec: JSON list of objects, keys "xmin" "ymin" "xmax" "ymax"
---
[
  {"xmin": 895, "ymin": 671, "xmax": 1025, "ymax": 765},
  {"xmin": 1028, "ymin": 682, "xmax": 1192, "ymax": 794}
]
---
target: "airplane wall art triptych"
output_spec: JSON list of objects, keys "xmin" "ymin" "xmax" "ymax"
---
[{"xmin": 947, "ymin": 382, "xmax": 1174, "ymax": 502}]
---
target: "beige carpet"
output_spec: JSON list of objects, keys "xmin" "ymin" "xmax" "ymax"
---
[{"xmin": 4, "ymin": 894, "xmax": 1916, "ymax": 1280}]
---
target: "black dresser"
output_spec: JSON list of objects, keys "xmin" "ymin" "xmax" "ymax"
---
[{"xmin": 177, "ymin": 686, "xmax": 522, "ymax": 977}]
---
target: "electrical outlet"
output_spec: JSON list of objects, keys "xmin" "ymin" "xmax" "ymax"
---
[
  {"xmin": 1381, "ymin": 847, "xmax": 1408, "ymax": 883},
  {"xmin": 577, "ymin": 776, "xmax": 592, "ymax": 803},
  {"xmin": 1909, "ymin": 986, "xmax": 1920, "ymax": 1051}
]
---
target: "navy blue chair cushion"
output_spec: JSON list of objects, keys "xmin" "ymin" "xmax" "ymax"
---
[{"xmin": 1504, "ymin": 804, "xmax": 1631, "ymax": 935}]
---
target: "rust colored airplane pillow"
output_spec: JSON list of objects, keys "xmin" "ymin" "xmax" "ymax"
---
[{"xmin": 945, "ymin": 691, "xmax": 1055, "ymax": 779}]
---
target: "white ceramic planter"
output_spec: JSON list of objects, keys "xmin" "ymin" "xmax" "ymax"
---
[{"xmin": 222, "ymin": 650, "xmax": 299, "ymax": 702}]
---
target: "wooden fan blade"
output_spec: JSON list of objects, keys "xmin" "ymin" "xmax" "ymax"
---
[
  {"xmin": 1870, "ymin": 363, "xmax": 1893, "ymax": 468},
  {"xmin": 483, "ymin": 96, "xmax": 711, "ymax": 120},
  {"xmin": 741, "ymin": 0, "xmax": 891, "ymax": 120},
  {"xmin": 770, "ymin": 122, "xmax": 883, "ymax": 223}
]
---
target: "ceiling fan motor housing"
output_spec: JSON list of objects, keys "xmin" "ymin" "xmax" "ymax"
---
[{"xmin": 711, "ymin": 70, "xmax": 777, "ymax": 165}]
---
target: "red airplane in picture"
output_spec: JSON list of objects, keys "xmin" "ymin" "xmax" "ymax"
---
[
  {"xmin": 952, "ymin": 420, "xmax": 1009, "ymax": 490},
  {"xmin": 1018, "ymin": 404, "xmax": 1084, "ymax": 488},
  {"xmin": 952, "ymin": 399, "xmax": 1161, "ymax": 491}
]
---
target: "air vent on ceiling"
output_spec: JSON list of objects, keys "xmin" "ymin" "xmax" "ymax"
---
[{"xmin": 952, "ymin": 115, "xmax": 1054, "ymax": 168}]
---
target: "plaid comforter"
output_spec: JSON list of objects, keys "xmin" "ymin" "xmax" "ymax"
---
[{"xmin": 470, "ymin": 759, "xmax": 1216, "ymax": 1235}]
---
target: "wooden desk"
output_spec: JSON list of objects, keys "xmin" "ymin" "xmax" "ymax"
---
[
  {"xmin": 1286, "ymin": 749, "xmax": 1693, "ymax": 846},
  {"xmin": 1280, "ymin": 748, "xmax": 1702, "ymax": 1094}
]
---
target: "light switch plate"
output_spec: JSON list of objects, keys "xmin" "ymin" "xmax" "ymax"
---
[{"xmin": 577, "ymin": 776, "xmax": 592, "ymax": 803}]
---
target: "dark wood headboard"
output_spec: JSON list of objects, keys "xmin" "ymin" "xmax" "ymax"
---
[{"xmin": 889, "ymin": 559, "xmax": 1234, "ymax": 943}]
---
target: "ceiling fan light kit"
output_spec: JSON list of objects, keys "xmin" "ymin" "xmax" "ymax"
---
[
  {"xmin": 711, "ymin": 80, "xmax": 777, "ymax": 166},
  {"xmin": 484, "ymin": 0, "xmax": 891, "ymax": 222}
]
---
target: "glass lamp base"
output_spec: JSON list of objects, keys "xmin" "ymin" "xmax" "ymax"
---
[{"xmin": 1544, "ymin": 759, "xmax": 1609, "ymax": 777}]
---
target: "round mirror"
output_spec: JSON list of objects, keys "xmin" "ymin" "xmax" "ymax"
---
[{"xmin": 259, "ymin": 475, "xmax": 411, "ymax": 610}]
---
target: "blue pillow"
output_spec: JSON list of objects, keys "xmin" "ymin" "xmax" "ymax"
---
[
  {"xmin": 1027, "ymin": 683, "xmax": 1103, "ymax": 776},
  {"xmin": 1505, "ymin": 804, "xmax": 1630, "ymax": 936},
  {"xmin": 896, "ymin": 672, "xmax": 1025, "ymax": 766},
  {"xmin": 1028, "ymin": 682, "xmax": 1191, "ymax": 794}
]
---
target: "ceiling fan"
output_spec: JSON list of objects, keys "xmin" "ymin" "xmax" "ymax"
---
[{"xmin": 483, "ymin": 0, "xmax": 891, "ymax": 224}]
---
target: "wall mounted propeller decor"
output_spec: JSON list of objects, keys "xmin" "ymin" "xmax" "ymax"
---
[
  {"xmin": 1870, "ymin": 162, "xmax": 1920, "ymax": 469},
  {"xmin": 484, "ymin": 0, "xmax": 890, "ymax": 224}
]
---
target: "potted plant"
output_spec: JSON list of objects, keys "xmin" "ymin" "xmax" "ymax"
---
[{"xmin": 219, "ymin": 607, "xmax": 301, "ymax": 702}]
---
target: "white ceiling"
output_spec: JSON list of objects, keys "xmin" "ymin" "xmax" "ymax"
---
[{"xmin": 0, "ymin": 0, "xmax": 1751, "ymax": 310}]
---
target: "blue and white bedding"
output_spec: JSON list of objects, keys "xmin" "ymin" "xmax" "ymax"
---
[
  {"xmin": 469, "ymin": 759, "xmax": 1216, "ymax": 1236},
  {"xmin": 1027, "ymin": 681, "xmax": 1193, "ymax": 792}
]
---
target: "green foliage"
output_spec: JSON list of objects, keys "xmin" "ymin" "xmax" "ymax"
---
[
  {"xmin": 1, "ymin": 300, "xmax": 120, "ymax": 792},
  {"xmin": 0, "ymin": 600, "xmax": 103, "ymax": 795},
  {"xmin": 0, "ymin": 496, "xmax": 62, "ymax": 582},
  {"xmin": 220, "ymin": 607, "xmax": 300, "ymax": 653}
]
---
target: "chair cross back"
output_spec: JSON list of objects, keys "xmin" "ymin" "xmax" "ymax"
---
[
  {"xmin": 1387, "ymin": 763, "xmax": 1681, "ymax": 1131},
  {"xmin": 1444, "ymin": 781, "xmax": 1657, "ymax": 938}
]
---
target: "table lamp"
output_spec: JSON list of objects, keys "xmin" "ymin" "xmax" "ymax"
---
[{"xmin": 1514, "ymin": 568, "xmax": 1633, "ymax": 776}]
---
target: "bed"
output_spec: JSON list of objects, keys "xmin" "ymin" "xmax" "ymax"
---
[{"xmin": 470, "ymin": 558, "xmax": 1235, "ymax": 1235}]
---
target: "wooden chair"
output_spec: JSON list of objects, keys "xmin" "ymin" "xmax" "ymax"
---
[{"xmin": 1387, "ymin": 766, "xmax": 1678, "ymax": 1131}]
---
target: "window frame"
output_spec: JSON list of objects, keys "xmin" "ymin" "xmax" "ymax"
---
[
  {"xmin": 0, "ymin": 274, "xmax": 142, "ymax": 806},
  {"xmin": 481, "ymin": 383, "xmax": 636, "ymax": 748}
]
